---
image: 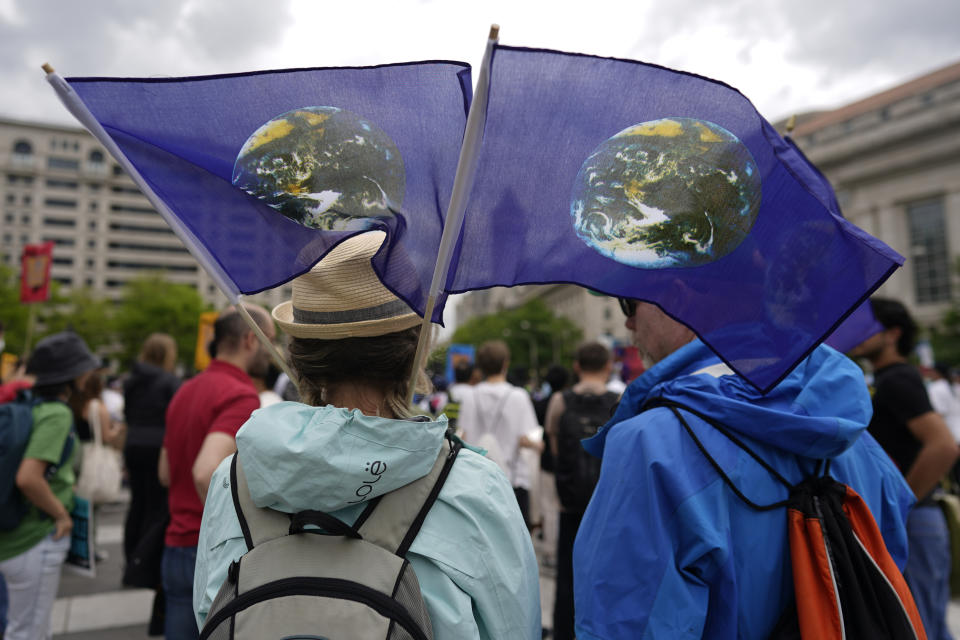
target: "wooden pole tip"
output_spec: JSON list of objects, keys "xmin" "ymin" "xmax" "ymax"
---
[
  {"xmin": 41, "ymin": 63, "xmax": 55, "ymax": 74},
  {"xmin": 786, "ymin": 114, "xmax": 797, "ymax": 134},
  {"xmin": 489, "ymin": 24, "xmax": 500, "ymax": 40}
]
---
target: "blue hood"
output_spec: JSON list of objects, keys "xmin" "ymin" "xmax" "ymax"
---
[{"xmin": 585, "ymin": 339, "xmax": 871, "ymax": 460}]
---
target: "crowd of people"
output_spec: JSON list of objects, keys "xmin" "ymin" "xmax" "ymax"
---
[{"xmin": 1, "ymin": 230, "xmax": 960, "ymax": 638}]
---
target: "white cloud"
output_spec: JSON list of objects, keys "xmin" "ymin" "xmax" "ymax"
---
[{"xmin": 2, "ymin": 0, "xmax": 959, "ymax": 126}]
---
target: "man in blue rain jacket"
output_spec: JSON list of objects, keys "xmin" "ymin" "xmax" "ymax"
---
[{"xmin": 573, "ymin": 300, "xmax": 914, "ymax": 639}]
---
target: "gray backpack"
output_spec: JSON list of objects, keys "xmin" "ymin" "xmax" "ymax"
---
[{"xmin": 199, "ymin": 435, "xmax": 461, "ymax": 640}]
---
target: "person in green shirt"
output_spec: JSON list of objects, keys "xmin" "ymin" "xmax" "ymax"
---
[{"xmin": 0, "ymin": 332, "xmax": 99, "ymax": 640}]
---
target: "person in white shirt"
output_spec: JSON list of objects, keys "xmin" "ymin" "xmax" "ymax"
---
[
  {"xmin": 458, "ymin": 340, "xmax": 540, "ymax": 525},
  {"xmin": 927, "ymin": 362, "xmax": 960, "ymax": 443}
]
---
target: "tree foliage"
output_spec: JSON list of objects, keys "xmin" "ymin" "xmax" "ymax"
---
[
  {"xmin": 0, "ymin": 259, "xmax": 209, "ymax": 372},
  {"xmin": 113, "ymin": 275, "xmax": 210, "ymax": 370},
  {"xmin": 930, "ymin": 257, "xmax": 960, "ymax": 366},
  {"xmin": 451, "ymin": 298, "xmax": 582, "ymax": 379},
  {"xmin": 0, "ymin": 262, "xmax": 32, "ymax": 356},
  {"xmin": 43, "ymin": 287, "xmax": 115, "ymax": 354}
]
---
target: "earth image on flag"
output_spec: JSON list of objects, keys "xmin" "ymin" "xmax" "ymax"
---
[
  {"xmin": 233, "ymin": 106, "xmax": 406, "ymax": 231},
  {"xmin": 571, "ymin": 117, "xmax": 762, "ymax": 268}
]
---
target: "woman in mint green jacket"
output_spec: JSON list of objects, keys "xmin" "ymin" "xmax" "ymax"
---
[{"xmin": 193, "ymin": 232, "xmax": 541, "ymax": 639}]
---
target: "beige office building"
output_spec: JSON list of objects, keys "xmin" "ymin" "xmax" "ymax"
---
[
  {"xmin": 792, "ymin": 60, "xmax": 960, "ymax": 328},
  {"xmin": 0, "ymin": 117, "xmax": 290, "ymax": 309}
]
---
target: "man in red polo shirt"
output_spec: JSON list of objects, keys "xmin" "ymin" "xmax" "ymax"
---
[{"xmin": 158, "ymin": 304, "xmax": 274, "ymax": 640}]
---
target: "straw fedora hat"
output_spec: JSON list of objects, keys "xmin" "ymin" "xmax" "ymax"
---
[{"xmin": 272, "ymin": 231, "xmax": 421, "ymax": 339}]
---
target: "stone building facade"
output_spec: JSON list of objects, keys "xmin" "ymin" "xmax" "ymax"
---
[
  {"xmin": 792, "ymin": 60, "xmax": 960, "ymax": 328},
  {"xmin": 0, "ymin": 117, "xmax": 290, "ymax": 309}
]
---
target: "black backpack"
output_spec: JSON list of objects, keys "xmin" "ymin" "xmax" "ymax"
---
[
  {"xmin": 555, "ymin": 390, "xmax": 619, "ymax": 513},
  {"xmin": 0, "ymin": 392, "xmax": 75, "ymax": 531}
]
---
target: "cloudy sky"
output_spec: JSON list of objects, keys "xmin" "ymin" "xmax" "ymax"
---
[{"xmin": 2, "ymin": 0, "xmax": 959, "ymax": 127}]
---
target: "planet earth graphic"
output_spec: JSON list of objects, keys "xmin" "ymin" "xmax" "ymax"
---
[
  {"xmin": 233, "ymin": 106, "xmax": 405, "ymax": 231},
  {"xmin": 570, "ymin": 117, "xmax": 762, "ymax": 268}
]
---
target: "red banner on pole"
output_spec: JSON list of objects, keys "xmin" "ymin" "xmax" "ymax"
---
[{"xmin": 20, "ymin": 242, "xmax": 54, "ymax": 303}]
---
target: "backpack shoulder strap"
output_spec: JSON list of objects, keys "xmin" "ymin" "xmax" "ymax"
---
[
  {"xmin": 230, "ymin": 454, "xmax": 290, "ymax": 551},
  {"xmin": 641, "ymin": 397, "xmax": 796, "ymax": 511},
  {"xmin": 358, "ymin": 433, "xmax": 462, "ymax": 556}
]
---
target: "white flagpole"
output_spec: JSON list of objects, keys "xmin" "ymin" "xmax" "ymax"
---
[
  {"xmin": 42, "ymin": 64, "xmax": 295, "ymax": 387},
  {"xmin": 406, "ymin": 25, "xmax": 500, "ymax": 407},
  {"xmin": 43, "ymin": 64, "xmax": 239, "ymax": 302}
]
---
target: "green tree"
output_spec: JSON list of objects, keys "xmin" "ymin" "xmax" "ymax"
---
[
  {"xmin": 42, "ymin": 287, "xmax": 116, "ymax": 354},
  {"xmin": 451, "ymin": 298, "xmax": 582, "ymax": 381},
  {"xmin": 0, "ymin": 262, "xmax": 32, "ymax": 357},
  {"xmin": 113, "ymin": 275, "xmax": 211, "ymax": 370},
  {"xmin": 931, "ymin": 257, "xmax": 960, "ymax": 366}
]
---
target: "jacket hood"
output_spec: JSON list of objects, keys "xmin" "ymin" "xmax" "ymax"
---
[
  {"xmin": 236, "ymin": 402, "xmax": 448, "ymax": 513},
  {"xmin": 585, "ymin": 340, "xmax": 871, "ymax": 460}
]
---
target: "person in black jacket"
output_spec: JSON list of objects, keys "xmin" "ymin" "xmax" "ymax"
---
[{"xmin": 122, "ymin": 333, "xmax": 180, "ymax": 634}]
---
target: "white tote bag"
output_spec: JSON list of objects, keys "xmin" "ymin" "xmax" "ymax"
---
[{"xmin": 76, "ymin": 399, "xmax": 124, "ymax": 504}]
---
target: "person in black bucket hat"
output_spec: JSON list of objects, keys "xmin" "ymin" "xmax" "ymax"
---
[
  {"xmin": 0, "ymin": 331, "xmax": 100, "ymax": 640},
  {"xmin": 26, "ymin": 331, "xmax": 101, "ymax": 387}
]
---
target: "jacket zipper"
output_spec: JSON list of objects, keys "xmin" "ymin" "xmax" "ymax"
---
[{"xmin": 200, "ymin": 576, "xmax": 429, "ymax": 640}]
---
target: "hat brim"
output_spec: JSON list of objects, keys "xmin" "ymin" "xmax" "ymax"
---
[{"xmin": 272, "ymin": 300, "xmax": 422, "ymax": 339}]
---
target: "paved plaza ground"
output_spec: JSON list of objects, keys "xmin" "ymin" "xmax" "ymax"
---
[{"xmin": 48, "ymin": 499, "xmax": 960, "ymax": 639}]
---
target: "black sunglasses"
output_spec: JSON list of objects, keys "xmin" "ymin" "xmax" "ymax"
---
[{"xmin": 618, "ymin": 297, "xmax": 637, "ymax": 318}]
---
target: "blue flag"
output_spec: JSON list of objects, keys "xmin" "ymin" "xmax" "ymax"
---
[
  {"xmin": 451, "ymin": 46, "xmax": 902, "ymax": 392},
  {"xmin": 63, "ymin": 62, "xmax": 471, "ymax": 316},
  {"xmin": 779, "ymin": 136, "xmax": 885, "ymax": 354}
]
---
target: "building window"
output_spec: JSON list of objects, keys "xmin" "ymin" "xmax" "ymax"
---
[
  {"xmin": 107, "ymin": 242, "xmax": 188, "ymax": 254},
  {"xmin": 111, "ymin": 185, "xmax": 142, "ymax": 196},
  {"xmin": 46, "ymin": 179, "xmax": 79, "ymax": 190},
  {"xmin": 3, "ymin": 214, "xmax": 12, "ymax": 223},
  {"xmin": 908, "ymin": 197, "xmax": 952, "ymax": 304},
  {"xmin": 108, "ymin": 222, "xmax": 172, "ymax": 235},
  {"xmin": 4, "ymin": 194, "xmax": 13, "ymax": 204},
  {"xmin": 110, "ymin": 204, "xmax": 155, "ymax": 215},
  {"xmin": 22, "ymin": 195, "xmax": 31, "ymax": 206},
  {"xmin": 44, "ymin": 236, "xmax": 75, "ymax": 247},
  {"xmin": 20, "ymin": 215, "xmax": 29, "ymax": 224},
  {"xmin": 112, "ymin": 165, "xmax": 125, "ymax": 177},
  {"xmin": 11, "ymin": 142, "xmax": 34, "ymax": 168},
  {"xmin": 43, "ymin": 217, "xmax": 76, "ymax": 228},
  {"xmin": 53, "ymin": 257, "xmax": 74, "ymax": 266},
  {"xmin": 89, "ymin": 150, "xmax": 105, "ymax": 164},
  {"xmin": 107, "ymin": 260, "xmax": 196, "ymax": 273},
  {"xmin": 44, "ymin": 198, "xmax": 77, "ymax": 209},
  {"xmin": 48, "ymin": 157, "xmax": 80, "ymax": 171}
]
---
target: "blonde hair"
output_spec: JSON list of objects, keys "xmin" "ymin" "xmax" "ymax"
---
[{"xmin": 139, "ymin": 333, "xmax": 177, "ymax": 372}]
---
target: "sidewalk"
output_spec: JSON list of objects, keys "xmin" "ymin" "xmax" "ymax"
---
[{"xmin": 50, "ymin": 501, "xmax": 960, "ymax": 638}]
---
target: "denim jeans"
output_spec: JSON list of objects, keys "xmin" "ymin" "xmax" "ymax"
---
[
  {"xmin": 162, "ymin": 545, "xmax": 199, "ymax": 640},
  {"xmin": 0, "ymin": 573, "xmax": 7, "ymax": 634},
  {"xmin": 0, "ymin": 532, "xmax": 70, "ymax": 640},
  {"xmin": 904, "ymin": 504, "xmax": 954, "ymax": 640}
]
